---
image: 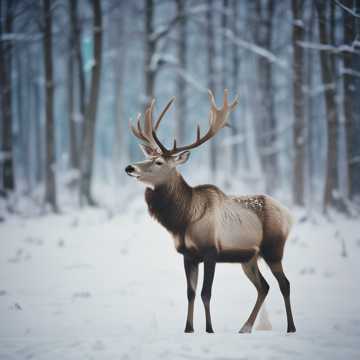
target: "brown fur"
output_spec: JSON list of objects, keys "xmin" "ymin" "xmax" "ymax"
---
[
  {"xmin": 145, "ymin": 174, "xmax": 291, "ymax": 264},
  {"xmin": 145, "ymin": 175, "xmax": 192, "ymax": 237},
  {"xmin": 128, "ymin": 89, "xmax": 296, "ymax": 333}
]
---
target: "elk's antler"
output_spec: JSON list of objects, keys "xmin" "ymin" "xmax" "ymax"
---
[
  {"xmin": 130, "ymin": 89, "xmax": 238, "ymax": 156},
  {"xmin": 152, "ymin": 89, "xmax": 239, "ymax": 155},
  {"xmin": 130, "ymin": 97, "xmax": 175, "ymax": 155}
]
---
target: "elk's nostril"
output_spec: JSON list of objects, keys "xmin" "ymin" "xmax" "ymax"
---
[{"xmin": 125, "ymin": 165, "xmax": 135, "ymax": 173}]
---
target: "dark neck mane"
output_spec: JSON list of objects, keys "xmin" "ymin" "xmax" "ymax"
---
[{"xmin": 145, "ymin": 174, "xmax": 192, "ymax": 236}]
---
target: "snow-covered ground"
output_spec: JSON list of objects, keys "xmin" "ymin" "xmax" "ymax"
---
[{"xmin": 0, "ymin": 187, "xmax": 360, "ymax": 359}]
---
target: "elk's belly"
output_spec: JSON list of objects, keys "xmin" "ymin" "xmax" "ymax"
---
[
  {"xmin": 215, "ymin": 206, "xmax": 263, "ymax": 251},
  {"xmin": 183, "ymin": 206, "xmax": 263, "ymax": 257}
]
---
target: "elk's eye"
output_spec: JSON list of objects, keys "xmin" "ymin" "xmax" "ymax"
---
[{"xmin": 155, "ymin": 161, "xmax": 163, "ymax": 166}]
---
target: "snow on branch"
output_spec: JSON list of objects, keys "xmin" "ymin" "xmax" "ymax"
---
[
  {"xmin": 350, "ymin": 156, "xmax": 360, "ymax": 164},
  {"xmin": 220, "ymin": 133, "xmax": 246, "ymax": 147},
  {"xmin": 298, "ymin": 40, "xmax": 359, "ymax": 54},
  {"xmin": 149, "ymin": 52, "xmax": 178, "ymax": 72},
  {"xmin": 149, "ymin": 4, "xmax": 209, "ymax": 43},
  {"xmin": 259, "ymin": 141, "xmax": 293, "ymax": 157},
  {"xmin": 340, "ymin": 67, "xmax": 360, "ymax": 78},
  {"xmin": 303, "ymin": 82, "xmax": 336, "ymax": 97},
  {"xmin": 223, "ymin": 29, "xmax": 287, "ymax": 69},
  {"xmin": 0, "ymin": 33, "xmax": 43, "ymax": 42},
  {"xmin": 176, "ymin": 68, "xmax": 208, "ymax": 93},
  {"xmin": 334, "ymin": 0, "xmax": 360, "ymax": 18}
]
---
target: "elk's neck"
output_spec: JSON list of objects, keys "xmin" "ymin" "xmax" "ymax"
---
[{"xmin": 145, "ymin": 172, "xmax": 193, "ymax": 236}]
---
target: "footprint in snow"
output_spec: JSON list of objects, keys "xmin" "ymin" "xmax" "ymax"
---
[
  {"xmin": 9, "ymin": 302, "xmax": 22, "ymax": 311},
  {"xmin": 92, "ymin": 340, "xmax": 105, "ymax": 351},
  {"xmin": 8, "ymin": 248, "xmax": 31, "ymax": 263},
  {"xmin": 300, "ymin": 267, "xmax": 315, "ymax": 275},
  {"xmin": 24, "ymin": 237, "xmax": 43, "ymax": 246},
  {"xmin": 72, "ymin": 291, "xmax": 91, "ymax": 299}
]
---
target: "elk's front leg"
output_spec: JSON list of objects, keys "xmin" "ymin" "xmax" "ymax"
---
[
  {"xmin": 184, "ymin": 256, "xmax": 199, "ymax": 333},
  {"xmin": 201, "ymin": 256, "xmax": 216, "ymax": 333}
]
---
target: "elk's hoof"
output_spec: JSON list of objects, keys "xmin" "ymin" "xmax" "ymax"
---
[
  {"xmin": 184, "ymin": 324, "xmax": 194, "ymax": 333},
  {"xmin": 287, "ymin": 326, "xmax": 296, "ymax": 333},
  {"xmin": 239, "ymin": 324, "xmax": 252, "ymax": 334},
  {"xmin": 206, "ymin": 327, "xmax": 214, "ymax": 333}
]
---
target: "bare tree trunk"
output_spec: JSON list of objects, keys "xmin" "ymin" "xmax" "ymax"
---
[
  {"xmin": 33, "ymin": 56, "xmax": 43, "ymax": 184},
  {"xmin": 16, "ymin": 46, "xmax": 31, "ymax": 193},
  {"xmin": 221, "ymin": 0, "xmax": 228, "ymax": 91},
  {"xmin": 112, "ymin": 6, "xmax": 126, "ymax": 180},
  {"xmin": 316, "ymin": 0, "xmax": 339, "ymax": 212},
  {"xmin": 0, "ymin": 0, "xmax": 15, "ymax": 195},
  {"xmin": 43, "ymin": 0, "xmax": 58, "ymax": 211},
  {"xmin": 255, "ymin": 0, "xmax": 276, "ymax": 194},
  {"xmin": 73, "ymin": 0, "xmax": 85, "ymax": 134},
  {"xmin": 342, "ymin": 0, "xmax": 356, "ymax": 199},
  {"xmin": 352, "ymin": 0, "xmax": 360, "ymax": 197},
  {"xmin": 25, "ymin": 45, "xmax": 33, "ymax": 192},
  {"xmin": 175, "ymin": 0, "xmax": 187, "ymax": 144},
  {"xmin": 263, "ymin": 0, "xmax": 276, "ymax": 194},
  {"xmin": 292, "ymin": 0, "xmax": 305, "ymax": 206},
  {"xmin": 79, "ymin": 0, "xmax": 102, "ymax": 206},
  {"xmin": 67, "ymin": 0, "xmax": 79, "ymax": 171},
  {"xmin": 305, "ymin": 2, "xmax": 316, "ymax": 210},
  {"xmin": 144, "ymin": 0, "xmax": 156, "ymax": 108},
  {"xmin": 231, "ymin": 0, "xmax": 242, "ymax": 171},
  {"xmin": 207, "ymin": 0, "xmax": 217, "ymax": 179}
]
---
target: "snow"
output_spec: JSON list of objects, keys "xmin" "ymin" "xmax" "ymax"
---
[{"xmin": 0, "ymin": 187, "xmax": 360, "ymax": 359}]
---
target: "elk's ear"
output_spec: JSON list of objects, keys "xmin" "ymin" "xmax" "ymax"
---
[
  {"xmin": 139, "ymin": 144, "xmax": 155, "ymax": 158},
  {"xmin": 174, "ymin": 151, "xmax": 190, "ymax": 165}
]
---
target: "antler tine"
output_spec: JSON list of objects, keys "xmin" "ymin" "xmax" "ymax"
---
[
  {"xmin": 208, "ymin": 89, "xmax": 218, "ymax": 111},
  {"xmin": 223, "ymin": 88, "xmax": 228, "ymax": 107},
  {"xmin": 130, "ymin": 104, "xmax": 161, "ymax": 154},
  {"xmin": 130, "ymin": 113, "xmax": 147, "ymax": 143},
  {"xmin": 152, "ymin": 129, "xmax": 170, "ymax": 154},
  {"xmin": 130, "ymin": 97, "xmax": 173, "ymax": 155},
  {"xmin": 161, "ymin": 89, "xmax": 239, "ymax": 155},
  {"xmin": 154, "ymin": 97, "xmax": 175, "ymax": 130},
  {"xmin": 196, "ymin": 124, "xmax": 201, "ymax": 141},
  {"xmin": 143, "ymin": 99, "xmax": 155, "ymax": 140},
  {"xmin": 230, "ymin": 94, "xmax": 239, "ymax": 111},
  {"xmin": 130, "ymin": 90, "xmax": 239, "ymax": 156}
]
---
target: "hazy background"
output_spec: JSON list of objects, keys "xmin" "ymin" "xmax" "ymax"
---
[
  {"xmin": 1, "ymin": 1, "xmax": 360, "ymax": 359},
  {"xmin": 0, "ymin": 0, "xmax": 359, "ymax": 214}
]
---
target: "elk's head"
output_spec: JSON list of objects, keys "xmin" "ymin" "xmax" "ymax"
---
[{"xmin": 125, "ymin": 89, "xmax": 239, "ymax": 187}]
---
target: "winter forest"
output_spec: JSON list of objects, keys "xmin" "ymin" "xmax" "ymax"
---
[{"xmin": 0, "ymin": 0, "xmax": 360, "ymax": 359}]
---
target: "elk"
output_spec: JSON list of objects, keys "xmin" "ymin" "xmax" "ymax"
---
[{"xmin": 125, "ymin": 90, "xmax": 296, "ymax": 334}]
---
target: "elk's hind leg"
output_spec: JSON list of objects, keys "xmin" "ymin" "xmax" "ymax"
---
[
  {"xmin": 239, "ymin": 258, "xmax": 269, "ymax": 333},
  {"xmin": 266, "ymin": 261, "xmax": 296, "ymax": 333}
]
